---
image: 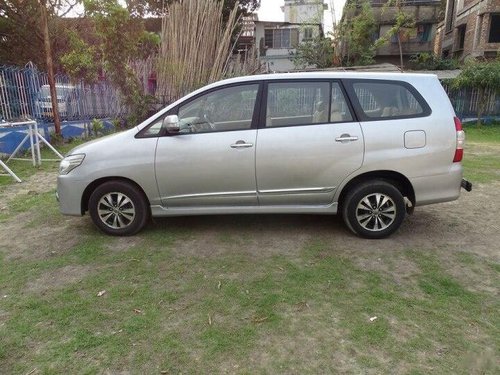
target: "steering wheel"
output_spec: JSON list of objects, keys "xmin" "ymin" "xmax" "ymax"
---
[{"xmin": 203, "ymin": 113, "xmax": 216, "ymax": 130}]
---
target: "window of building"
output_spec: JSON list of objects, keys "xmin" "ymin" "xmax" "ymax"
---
[
  {"xmin": 445, "ymin": 0, "xmax": 455, "ymax": 33},
  {"xmin": 303, "ymin": 27, "xmax": 313, "ymax": 41},
  {"xmin": 264, "ymin": 28, "xmax": 299, "ymax": 49},
  {"xmin": 416, "ymin": 24, "xmax": 432, "ymax": 42},
  {"xmin": 489, "ymin": 14, "xmax": 500, "ymax": 43},
  {"xmin": 457, "ymin": 24, "xmax": 466, "ymax": 50}
]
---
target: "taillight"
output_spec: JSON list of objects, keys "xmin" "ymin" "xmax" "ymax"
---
[{"xmin": 453, "ymin": 116, "xmax": 465, "ymax": 162}]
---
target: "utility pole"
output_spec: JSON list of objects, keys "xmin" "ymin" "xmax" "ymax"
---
[{"xmin": 38, "ymin": 0, "xmax": 62, "ymax": 135}]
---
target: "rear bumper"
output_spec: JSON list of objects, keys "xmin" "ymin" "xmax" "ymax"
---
[{"xmin": 411, "ymin": 164, "xmax": 463, "ymax": 207}]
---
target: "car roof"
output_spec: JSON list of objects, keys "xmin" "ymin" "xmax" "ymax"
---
[{"xmin": 209, "ymin": 71, "xmax": 438, "ymax": 87}]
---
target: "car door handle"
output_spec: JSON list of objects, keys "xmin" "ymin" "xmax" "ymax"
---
[
  {"xmin": 230, "ymin": 140, "xmax": 253, "ymax": 149},
  {"xmin": 335, "ymin": 134, "xmax": 359, "ymax": 143}
]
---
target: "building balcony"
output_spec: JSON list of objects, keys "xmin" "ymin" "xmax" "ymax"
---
[
  {"xmin": 371, "ymin": 0, "xmax": 441, "ymax": 5},
  {"xmin": 376, "ymin": 41, "xmax": 434, "ymax": 55}
]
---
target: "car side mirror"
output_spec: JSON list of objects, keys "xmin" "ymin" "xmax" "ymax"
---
[{"xmin": 163, "ymin": 115, "xmax": 180, "ymax": 133}]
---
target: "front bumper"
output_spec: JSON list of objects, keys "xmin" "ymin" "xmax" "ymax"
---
[{"xmin": 57, "ymin": 175, "xmax": 87, "ymax": 216}]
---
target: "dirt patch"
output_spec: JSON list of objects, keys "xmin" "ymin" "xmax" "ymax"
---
[
  {"xmin": 26, "ymin": 265, "xmax": 94, "ymax": 294},
  {"xmin": 0, "ymin": 211, "xmax": 89, "ymax": 261},
  {"xmin": 102, "ymin": 236, "xmax": 145, "ymax": 253},
  {"xmin": 1, "ymin": 168, "xmax": 498, "ymax": 279},
  {"xmin": 231, "ymin": 306, "xmax": 364, "ymax": 374},
  {"xmin": 150, "ymin": 181, "xmax": 500, "ymax": 264},
  {"xmin": 0, "ymin": 170, "xmax": 97, "ymax": 260},
  {"xmin": 0, "ymin": 169, "xmax": 57, "ymax": 207}
]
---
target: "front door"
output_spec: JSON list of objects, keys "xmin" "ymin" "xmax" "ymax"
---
[
  {"xmin": 155, "ymin": 83, "xmax": 260, "ymax": 208},
  {"xmin": 256, "ymin": 81, "xmax": 364, "ymax": 206}
]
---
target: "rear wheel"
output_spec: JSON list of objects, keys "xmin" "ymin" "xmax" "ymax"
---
[
  {"xmin": 89, "ymin": 181, "xmax": 149, "ymax": 236},
  {"xmin": 342, "ymin": 180, "xmax": 405, "ymax": 239}
]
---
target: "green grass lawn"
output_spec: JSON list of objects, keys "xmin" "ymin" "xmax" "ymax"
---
[
  {"xmin": 463, "ymin": 122, "xmax": 500, "ymax": 183},
  {"xmin": 0, "ymin": 131, "xmax": 499, "ymax": 374},
  {"xmin": 1, "ymin": 238, "xmax": 498, "ymax": 374},
  {"xmin": 0, "ymin": 139, "xmax": 83, "ymax": 188}
]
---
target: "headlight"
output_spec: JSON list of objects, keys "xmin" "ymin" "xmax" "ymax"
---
[{"xmin": 59, "ymin": 154, "xmax": 85, "ymax": 175}]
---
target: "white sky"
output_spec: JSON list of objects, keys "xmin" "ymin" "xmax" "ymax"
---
[{"xmin": 257, "ymin": 0, "xmax": 347, "ymax": 34}]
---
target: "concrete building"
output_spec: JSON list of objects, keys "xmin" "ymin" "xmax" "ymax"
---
[
  {"xmin": 254, "ymin": 0, "xmax": 328, "ymax": 72},
  {"xmin": 436, "ymin": 0, "xmax": 500, "ymax": 60},
  {"xmin": 371, "ymin": 0, "xmax": 443, "ymax": 65},
  {"xmin": 283, "ymin": 0, "xmax": 327, "ymax": 24}
]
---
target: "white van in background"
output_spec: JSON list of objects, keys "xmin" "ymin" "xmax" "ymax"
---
[{"xmin": 36, "ymin": 84, "xmax": 78, "ymax": 120}]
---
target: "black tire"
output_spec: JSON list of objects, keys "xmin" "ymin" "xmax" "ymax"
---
[
  {"xmin": 88, "ymin": 180, "xmax": 149, "ymax": 236},
  {"xmin": 342, "ymin": 180, "xmax": 405, "ymax": 239}
]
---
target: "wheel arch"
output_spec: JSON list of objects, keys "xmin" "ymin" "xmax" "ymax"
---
[
  {"xmin": 81, "ymin": 177, "xmax": 150, "ymax": 215},
  {"xmin": 338, "ymin": 170, "xmax": 415, "ymax": 212}
]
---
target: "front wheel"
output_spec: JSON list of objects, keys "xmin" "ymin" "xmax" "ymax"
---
[
  {"xmin": 342, "ymin": 180, "xmax": 405, "ymax": 239},
  {"xmin": 89, "ymin": 181, "xmax": 149, "ymax": 236}
]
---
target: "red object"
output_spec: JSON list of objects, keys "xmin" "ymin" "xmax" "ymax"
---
[{"xmin": 453, "ymin": 117, "xmax": 464, "ymax": 162}]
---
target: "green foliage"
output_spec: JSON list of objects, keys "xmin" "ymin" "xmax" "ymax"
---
[
  {"xmin": 124, "ymin": 0, "xmax": 260, "ymax": 19},
  {"xmin": 336, "ymin": 0, "xmax": 377, "ymax": 66},
  {"xmin": 111, "ymin": 117, "xmax": 122, "ymax": 131},
  {"xmin": 409, "ymin": 52, "xmax": 459, "ymax": 70},
  {"xmin": 49, "ymin": 131, "xmax": 64, "ymax": 146},
  {"xmin": 0, "ymin": 0, "xmax": 75, "ymax": 70},
  {"xmin": 220, "ymin": 0, "xmax": 261, "ymax": 22},
  {"xmin": 453, "ymin": 59, "xmax": 500, "ymax": 92},
  {"xmin": 452, "ymin": 59, "xmax": 500, "ymax": 126},
  {"xmin": 375, "ymin": 0, "xmax": 416, "ymax": 70},
  {"xmin": 82, "ymin": 0, "xmax": 158, "ymax": 125},
  {"xmin": 137, "ymin": 31, "xmax": 161, "ymax": 59},
  {"xmin": 90, "ymin": 118, "xmax": 104, "ymax": 137},
  {"xmin": 60, "ymin": 31, "xmax": 99, "ymax": 84},
  {"xmin": 293, "ymin": 36, "xmax": 334, "ymax": 69}
]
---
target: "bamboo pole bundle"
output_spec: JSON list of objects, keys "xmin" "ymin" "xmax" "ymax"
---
[
  {"xmin": 157, "ymin": 0, "xmax": 241, "ymax": 103},
  {"xmin": 226, "ymin": 46, "xmax": 264, "ymax": 78}
]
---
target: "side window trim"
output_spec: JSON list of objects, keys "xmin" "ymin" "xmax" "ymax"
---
[
  {"xmin": 342, "ymin": 79, "xmax": 432, "ymax": 122},
  {"xmin": 332, "ymin": 80, "xmax": 357, "ymax": 123},
  {"xmin": 337, "ymin": 80, "xmax": 359, "ymax": 123}
]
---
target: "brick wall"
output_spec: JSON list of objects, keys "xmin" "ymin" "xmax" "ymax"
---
[{"xmin": 440, "ymin": 0, "xmax": 500, "ymax": 59}]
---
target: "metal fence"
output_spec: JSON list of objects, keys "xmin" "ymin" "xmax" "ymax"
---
[
  {"xmin": 0, "ymin": 63, "xmax": 128, "ymax": 123},
  {"xmin": 1, "ymin": 63, "xmax": 498, "ymax": 123},
  {"xmin": 442, "ymin": 84, "xmax": 499, "ymax": 121}
]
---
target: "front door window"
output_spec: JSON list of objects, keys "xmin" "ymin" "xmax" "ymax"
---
[{"xmin": 178, "ymin": 84, "xmax": 259, "ymax": 133}]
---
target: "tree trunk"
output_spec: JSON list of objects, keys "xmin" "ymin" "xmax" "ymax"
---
[
  {"xmin": 397, "ymin": 33, "xmax": 404, "ymax": 71},
  {"xmin": 38, "ymin": 0, "xmax": 61, "ymax": 135}
]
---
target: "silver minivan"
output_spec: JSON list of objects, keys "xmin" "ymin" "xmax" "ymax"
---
[{"xmin": 57, "ymin": 72, "xmax": 471, "ymax": 238}]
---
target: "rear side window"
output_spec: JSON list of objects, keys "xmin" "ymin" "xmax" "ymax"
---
[
  {"xmin": 266, "ymin": 81, "xmax": 330, "ymax": 127},
  {"xmin": 348, "ymin": 81, "xmax": 430, "ymax": 120},
  {"xmin": 265, "ymin": 81, "xmax": 353, "ymax": 127}
]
